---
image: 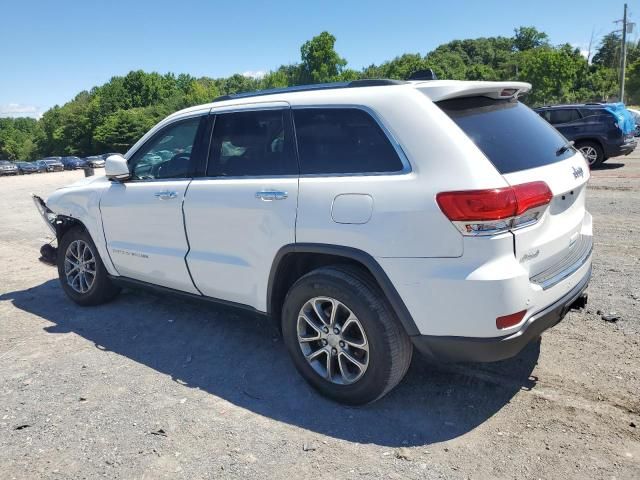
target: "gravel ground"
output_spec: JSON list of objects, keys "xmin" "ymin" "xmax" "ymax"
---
[{"xmin": 0, "ymin": 158, "xmax": 639, "ymax": 480}]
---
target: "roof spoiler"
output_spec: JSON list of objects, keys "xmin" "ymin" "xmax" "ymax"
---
[{"xmin": 417, "ymin": 81, "xmax": 532, "ymax": 102}]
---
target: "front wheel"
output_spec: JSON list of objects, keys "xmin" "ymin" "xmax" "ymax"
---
[
  {"xmin": 281, "ymin": 265, "xmax": 413, "ymax": 405},
  {"xmin": 576, "ymin": 141, "xmax": 604, "ymax": 168},
  {"xmin": 57, "ymin": 227, "xmax": 121, "ymax": 306}
]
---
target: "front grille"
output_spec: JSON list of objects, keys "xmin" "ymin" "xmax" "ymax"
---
[{"xmin": 530, "ymin": 235, "xmax": 593, "ymax": 290}]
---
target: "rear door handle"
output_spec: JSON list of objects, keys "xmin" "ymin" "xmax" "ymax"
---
[
  {"xmin": 154, "ymin": 190, "xmax": 178, "ymax": 200},
  {"xmin": 256, "ymin": 190, "xmax": 288, "ymax": 201}
]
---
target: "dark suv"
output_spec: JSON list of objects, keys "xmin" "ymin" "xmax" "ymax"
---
[{"xmin": 534, "ymin": 104, "xmax": 636, "ymax": 167}]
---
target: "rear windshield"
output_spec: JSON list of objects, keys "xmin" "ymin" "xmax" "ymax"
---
[{"xmin": 437, "ymin": 96, "xmax": 575, "ymax": 174}]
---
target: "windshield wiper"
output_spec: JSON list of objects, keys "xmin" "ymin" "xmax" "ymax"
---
[{"xmin": 556, "ymin": 140, "xmax": 574, "ymax": 156}]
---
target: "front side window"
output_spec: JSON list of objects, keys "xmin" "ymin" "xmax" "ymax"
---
[
  {"xmin": 129, "ymin": 116, "xmax": 202, "ymax": 180},
  {"xmin": 206, "ymin": 109, "xmax": 296, "ymax": 177},
  {"xmin": 293, "ymin": 108, "xmax": 404, "ymax": 175}
]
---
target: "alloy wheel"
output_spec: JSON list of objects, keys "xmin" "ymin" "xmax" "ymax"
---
[
  {"xmin": 297, "ymin": 296, "xmax": 369, "ymax": 385},
  {"xmin": 64, "ymin": 240, "xmax": 96, "ymax": 294},
  {"xmin": 579, "ymin": 146, "xmax": 598, "ymax": 165}
]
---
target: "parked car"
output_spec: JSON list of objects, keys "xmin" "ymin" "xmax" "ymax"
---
[
  {"xmin": 534, "ymin": 103, "xmax": 637, "ymax": 168},
  {"xmin": 37, "ymin": 158, "xmax": 65, "ymax": 172},
  {"xmin": 101, "ymin": 152, "xmax": 121, "ymax": 160},
  {"xmin": 33, "ymin": 79, "xmax": 592, "ymax": 404},
  {"xmin": 84, "ymin": 156, "xmax": 106, "ymax": 168},
  {"xmin": 33, "ymin": 160, "xmax": 50, "ymax": 173},
  {"xmin": 0, "ymin": 160, "xmax": 19, "ymax": 176},
  {"xmin": 15, "ymin": 161, "xmax": 39, "ymax": 174},
  {"xmin": 60, "ymin": 156, "xmax": 88, "ymax": 170}
]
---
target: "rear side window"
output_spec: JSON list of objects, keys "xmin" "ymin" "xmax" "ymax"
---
[
  {"xmin": 293, "ymin": 108, "xmax": 404, "ymax": 175},
  {"xmin": 206, "ymin": 109, "xmax": 296, "ymax": 177},
  {"xmin": 438, "ymin": 97, "xmax": 575, "ymax": 174},
  {"xmin": 548, "ymin": 109, "xmax": 581, "ymax": 124}
]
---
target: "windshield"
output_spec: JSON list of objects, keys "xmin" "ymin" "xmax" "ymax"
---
[
  {"xmin": 437, "ymin": 96, "xmax": 575, "ymax": 174},
  {"xmin": 0, "ymin": 161, "xmax": 10, "ymax": 165}
]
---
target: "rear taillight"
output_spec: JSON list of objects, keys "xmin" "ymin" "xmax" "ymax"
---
[{"xmin": 436, "ymin": 181, "xmax": 552, "ymax": 236}]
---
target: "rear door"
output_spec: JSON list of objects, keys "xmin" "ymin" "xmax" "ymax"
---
[
  {"xmin": 183, "ymin": 103, "xmax": 299, "ymax": 311},
  {"xmin": 438, "ymin": 97, "xmax": 591, "ymax": 280}
]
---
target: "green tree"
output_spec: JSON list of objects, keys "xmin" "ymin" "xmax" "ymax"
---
[
  {"xmin": 299, "ymin": 31, "xmax": 347, "ymax": 84},
  {"xmin": 592, "ymin": 33, "xmax": 621, "ymax": 68},
  {"xmin": 93, "ymin": 107, "xmax": 158, "ymax": 152},
  {"xmin": 517, "ymin": 46, "xmax": 587, "ymax": 105},
  {"xmin": 513, "ymin": 26, "xmax": 549, "ymax": 51}
]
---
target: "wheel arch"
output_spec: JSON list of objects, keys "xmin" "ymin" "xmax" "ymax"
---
[
  {"xmin": 267, "ymin": 243, "xmax": 420, "ymax": 336},
  {"xmin": 52, "ymin": 213, "xmax": 119, "ymax": 276},
  {"xmin": 573, "ymin": 137, "xmax": 604, "ymax": 150},
  {"xmin": 54, "ymin": 215, "xmax": 88, "ymax": 242}
]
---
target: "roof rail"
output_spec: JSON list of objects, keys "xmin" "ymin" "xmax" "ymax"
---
[{"xmin": 212, "ymin": 79, "xmax": 407, "ymax": 102}]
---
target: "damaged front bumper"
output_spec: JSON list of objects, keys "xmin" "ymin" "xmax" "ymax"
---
[
  {"xmin": 32, "ymin": 194, "xmax": 58, "ymax": 265},
  {"xmin": 32, "ymin": 194, "xmax": 57, "ymax": 235}
]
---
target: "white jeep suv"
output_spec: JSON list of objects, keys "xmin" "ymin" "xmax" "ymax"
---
[{"xmin": 34, "ymin": 79, "xmax": 592, "ymax": 404}]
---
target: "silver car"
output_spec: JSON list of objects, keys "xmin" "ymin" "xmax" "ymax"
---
[{"xmin": 0, "ymin": 160, "xmax": 19, "ymax": 176}]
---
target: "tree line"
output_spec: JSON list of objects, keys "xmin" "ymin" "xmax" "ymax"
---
[{"xmin": 1, "ymin": 27, "xmax": 639, "ymax": 160}]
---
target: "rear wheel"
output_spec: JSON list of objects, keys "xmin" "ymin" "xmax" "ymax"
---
[
  {"xmin": 281, "ymin": 265, "xmax": 412, "ymax": 405},
  {"xmin": 576, "ymin": 141, "xmax": 604, "ymax": 168},
  {"xmin": 57, "ymin": 227, "xmax": 121, "ymax": 306}
]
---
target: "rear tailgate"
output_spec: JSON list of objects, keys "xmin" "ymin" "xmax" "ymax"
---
[
  {"xmin": 502, "ymin": 156, "xmax": 591, "ymax": 280},
  {"xmin": 436, "ymin": 91, "xmax": 592, "ymax": 285}
]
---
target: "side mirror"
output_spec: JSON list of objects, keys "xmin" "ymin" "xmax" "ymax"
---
[{"xmin": 105, "ymin": 154, "xmax": 130, "ymax": 181}]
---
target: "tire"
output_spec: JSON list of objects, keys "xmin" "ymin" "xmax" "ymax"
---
[
  {"xmin": 57, "ymin": 226, "xmax": 120, "ymax": 306},
  {"xmin": 281, "ymin": 265, "xmax": 413, "ymax": 405},
  {"xmin": 576, "ymin": 141, "xmax": 604, "ymax": 168}
]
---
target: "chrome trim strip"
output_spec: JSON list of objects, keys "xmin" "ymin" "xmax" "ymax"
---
[{"xmin": 530, "ymin": 235, "xmax": 593, "ymax": 290}]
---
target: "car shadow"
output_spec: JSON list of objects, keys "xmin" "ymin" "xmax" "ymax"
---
[
  {"xmin": 593, "ymin": 161, "xmax": 625, "ymax": 170},
  {"xmin": 1, "ymin": 280, "xmax": 540, "ymax": 447}
]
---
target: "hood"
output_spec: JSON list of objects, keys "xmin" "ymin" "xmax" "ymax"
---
[{"xmin": 57, "ymin": 174, "xmax": 109, "ymax": 190}]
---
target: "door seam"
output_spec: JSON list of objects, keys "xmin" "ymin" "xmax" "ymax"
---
[{"xmin": 182, "ymin": 178, "xmax": 204, "ymax": 295}]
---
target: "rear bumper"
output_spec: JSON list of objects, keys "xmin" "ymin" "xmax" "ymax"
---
[
  {"xmin": 412, "ymin": 264, "xmax": 591, "ymax": 362},
  {"xmin": 605, "ymin": 139, "xmax": 636, "ymax": 158}
]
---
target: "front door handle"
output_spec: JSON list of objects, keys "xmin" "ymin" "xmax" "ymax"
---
[
  {"xmin": 256, "ymin": 190, "xmax": 288, "ymax": 201},
  {"xmin": 154, "ymin": 190, "xmax": 178, "ymax": 200}
]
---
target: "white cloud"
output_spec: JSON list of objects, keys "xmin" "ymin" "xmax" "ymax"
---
[
  {"xmin": 570, "ymin": 43, "xmax": 590, "ymax": 61},
  {"xmin": 242, "ymin": 70, "xmax": 266, "ymax": 79},
  {"xmin": 0, "ymin": 103, "xmax": 43, "ymax": 119}
]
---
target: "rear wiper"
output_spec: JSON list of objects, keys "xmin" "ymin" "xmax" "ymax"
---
[{"xmin": 556, "ymin": 141, "xmax": 574, "ymax": 156}]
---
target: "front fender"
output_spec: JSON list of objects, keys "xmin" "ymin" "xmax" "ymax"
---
[{"xmin": 42, "ymin": 181, "xmax": 118, "ymax": 275}]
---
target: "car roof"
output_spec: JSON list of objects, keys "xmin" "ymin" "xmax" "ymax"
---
[
  {"xmin": 535, "ymin": 103, "xmax": 609, "ymax": 110},
  {"xmin": 164, "ymin": 79, "xmax": 532, "ymax": 121}
]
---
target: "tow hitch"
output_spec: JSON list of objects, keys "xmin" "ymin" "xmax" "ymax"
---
[{"xmin": 569, "ymin": 292, "xmax": 588, "ymax": 311}]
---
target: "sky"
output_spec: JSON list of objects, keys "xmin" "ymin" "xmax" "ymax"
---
[{"xmin": 0, "ymin": 0, "xmax": 636, "ymax": 118}]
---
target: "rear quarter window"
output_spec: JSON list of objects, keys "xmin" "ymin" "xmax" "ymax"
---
[
  {"xmin": 293, "ymin": 108, "xmax": 404, "ymax": 175},
  {"xmin": 437, "ymin": 96, "xmax": 575, "ymax": 174}
]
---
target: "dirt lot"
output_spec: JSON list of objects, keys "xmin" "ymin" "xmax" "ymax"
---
[{"xmin": 1, "ymin": 158, "xmax": 639, "ymax": 480}]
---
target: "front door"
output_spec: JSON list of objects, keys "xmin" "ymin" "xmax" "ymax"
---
[
  {"xmin": 183, "ymin": 104, "xmax": 299, "ymax": 310},
  {"xmin": 100, "ymin": 114, "xmax": 207, "ymax": 294}
]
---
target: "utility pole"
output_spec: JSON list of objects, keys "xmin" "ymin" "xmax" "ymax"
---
[{"xmin": 621, "ymin": 3, "xmax": 628, "ymax": 102}]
